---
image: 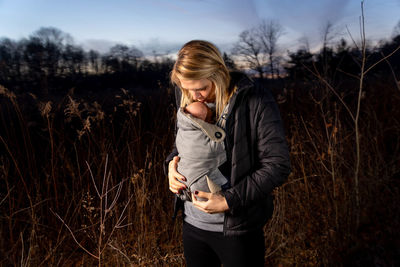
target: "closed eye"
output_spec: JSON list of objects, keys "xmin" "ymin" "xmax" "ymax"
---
[{"xmin": 183, "ymin": 86, "xmax": 207, "ymax": 92}]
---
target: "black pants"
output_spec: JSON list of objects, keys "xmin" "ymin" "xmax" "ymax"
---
[{"xmin": 182, "ymin": 221, "xmax": 266, "ymax": 267}]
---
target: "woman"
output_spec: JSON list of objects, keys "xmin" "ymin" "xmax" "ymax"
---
[{"xmin": 165, "ymin": 40, "xmax": 291, "ymax": 267}]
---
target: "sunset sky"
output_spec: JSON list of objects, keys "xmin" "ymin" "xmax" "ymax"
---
[{"xmin": 1, "ymin": 0, "xmax": 399, "ymax": 55}]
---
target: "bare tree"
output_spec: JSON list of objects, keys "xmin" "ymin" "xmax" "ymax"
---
[
  {"xmin": 32, "ymin": 27, "xmax": 73, "ymax": 47},
  {"xmin": 392, "ymin": 20, "xmax": 400, "ymax": 37},
  {"xmin": 233, "ymin": 20, "xmax": 284, "ymax": 79},
  {"xmin": 298, "ymin": 35, "xmax": 311, "ymax": 53},
  {"xmin": 105, "ymin": 44, "xmax": 143, "ymax": 72},
  {"xmin": 223, "ymin": 52, "xmax": 236, "ymax": 70},
  {"xmin": 0, "ymin": 38, "xmax": 17, "ymax": 82},
  {"xmin": 63, "ymin": 44, "xmax": 85, "ymax": 74},
  {"xmin": 232, "ymin": 28, "xmax": 266, "ymax": 79},
  {"xmin": 258, "ymin": 19, "xmax": 284, "ymax": 79},
  {"xmin": 321, "ymin": 21, "xmax": 335, "ymax": 51},
  {"xmin": 319, "ymin": 21, "xmax": 338, "ymax": 79},
  {"xmin": 128, "ymin": 46, "xmax": 144, "ymax": 68},
  {"xmin": 88, "ymin": 50, "xmax": 101, "ymax": 73},
  {"xmin": 29, "ymin": 27, "xmax": 74, "ymax": 79}
]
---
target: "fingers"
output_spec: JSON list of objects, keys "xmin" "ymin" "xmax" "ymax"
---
[
  {"xmin": 167, "ymin": 157, "xmax": 186, "ymax": 194},
  {"xmin": 194, "ymin": 190, "xmax": 211, "ymax": 199},
  {"xmin": 168, "ymin": 181, "xmax": 186, "ymax": 194},
  {"xmin": 192, "ymin": 191, "xmax": 229, "ymax": 214},
  {"xmin": 168, "ymin": 173, "xmax": 186, "ymax": 193},
  {"xmin": 172, "ymin": 156, "xmax": 180, "ymax": 164},
  {"xmin": 172, "ymin": 171, "xmax": 186, "ymax": 182},
  {"xmin": 169, "ymin": 170, "xmax": 186, "ymax": 184},
  {"xmin": 171, "ymin": 156, "xmax": 180, "ymax": 172},
  {"xmin": 192, "ymin": 199, "xmax": 211, "ymax": 214},
  {"xmin": 169, "ymin": 157, "xmax": 186, "ymax": 182},
  {"xmin": 192, "ymin": 191, "xmax": 211, "ymax": 212},
  {"xmin": 168, "ymin": 183, "xmax": 186, "ymax": 194}
]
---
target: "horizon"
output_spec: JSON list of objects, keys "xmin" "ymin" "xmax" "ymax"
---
[{"xmin": 1, "ymin": 0, "xmax": 399, "ymax": 56}]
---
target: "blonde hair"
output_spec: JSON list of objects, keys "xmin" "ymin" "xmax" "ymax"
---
[{"xmin": 170, "ymin": 40, "xmax": 234, "ymax": 119}]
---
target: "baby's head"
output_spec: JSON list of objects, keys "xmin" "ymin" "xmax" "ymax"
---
[{"xmin": 184, "ymin": 102, "xmax": 213, "ymax": 123}]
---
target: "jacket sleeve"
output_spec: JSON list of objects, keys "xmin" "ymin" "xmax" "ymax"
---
[
  {"xmin": 163, "ymin": 86, "xmax": 182, "ymax": 176},
  {"xmin": 223, "ymin": 93, "xmax": 291, "ymax": 215},
  {"xmin": 165, "ymin": 86, "xmax": 184, "ymax": 220},
  {"xmin": 163, "ymin": 147, "xmax": 178, "ymax": 176}
]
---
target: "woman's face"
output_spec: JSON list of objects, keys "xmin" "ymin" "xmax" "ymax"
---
[{"xmin": 179, "ymin": 78, "xmax": 215, "ymax": 103}]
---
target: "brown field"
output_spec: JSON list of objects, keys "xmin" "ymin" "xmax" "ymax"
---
[{"xmin": 0, "ymin": 73, "xmax": 399, "ymax": 266}]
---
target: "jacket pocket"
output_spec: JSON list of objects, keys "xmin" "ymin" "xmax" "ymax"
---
[
  {"xmin": 226, "ymin": 196, "xmax": 274, "ymax": 230},
  {"xmin": 226, "ymin": 209, "xmax": 248, "ymax": 229}
]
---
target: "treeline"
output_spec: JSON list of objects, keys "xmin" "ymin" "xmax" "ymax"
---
[
  {"xmin": 1, "ymin": 26, "xmax": 400, "ymax": 98},
  {"xmin": 285, "ymin": 35, "xmax": 400, "ymax": 84},
  {"xmin": 231, "ymin": 19, "xmax": 400, "ymax": 87},
  {"xmin": 0, "ymin": 27, "xmax": 174, "ymax": 96}
]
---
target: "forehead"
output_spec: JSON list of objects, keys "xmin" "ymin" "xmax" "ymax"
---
[{"xmin": 179, "ymin": 78, "xmax": 211, "ymax": 91}]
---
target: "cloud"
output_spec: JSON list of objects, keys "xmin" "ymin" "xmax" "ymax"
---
[
  {"xmin": 266, "ymin": 0, "xmax": 351, "ymax": 32},
  {"xmin": 136, "ymin": 38, "xmax": 184, "ymax": 56},
  {"xmin": 80, "ymin": 39, "xmax": 118, "ymax": 54},
  {"xmin": 260, "ymin": 0, "xmax": 352, "ymax": 49},
  {"xmin": 134, "ymin": 37, "xmax": 235, "ymax": 58},
  {"xmin": 212, "ymin": 0, "xmax": 260, "ymax": 28}
]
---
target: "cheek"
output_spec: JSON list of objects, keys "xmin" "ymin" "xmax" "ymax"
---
[
  {"xmin": 205, "ymin": 89, "xmax": 214, "ymax": 99},
  {"xmin": 188, "ymin": 91, "xmax": 196, "ymax": 98}
]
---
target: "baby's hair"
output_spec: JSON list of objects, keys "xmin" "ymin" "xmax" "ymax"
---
[{"xmin": 185, "ymin": 102, "xmax": 214, "ymax": 123}]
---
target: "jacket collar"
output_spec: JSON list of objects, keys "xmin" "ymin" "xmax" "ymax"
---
[
  {"xmin": 229, "ymin": 71, "xmax": 254, "ymax": 95},
  {"xmin": 224, "ymin": 72, "xmax": 253, "ymax": 119}
]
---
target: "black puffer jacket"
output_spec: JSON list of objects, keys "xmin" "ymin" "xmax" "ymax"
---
[{"xmin": 164, "ymin": 72, "xmax": 291, "ymax": 237}]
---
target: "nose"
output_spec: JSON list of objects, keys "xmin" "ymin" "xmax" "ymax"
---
[{"xmin": 192, "ymin": 91, "xmax": 201, "ymax": 99}]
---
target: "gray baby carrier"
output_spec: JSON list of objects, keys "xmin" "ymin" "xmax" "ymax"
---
[{"xmin": 175, "ymin": 107, "xmax": 228, "ymax": 201}]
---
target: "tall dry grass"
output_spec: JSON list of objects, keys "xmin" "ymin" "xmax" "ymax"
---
[
  {"xmin": 264, "ymin": 10, "xmax": 400, "ymax": 263},
  {"xmin": 0, "ymin": 85, "xmax": 184, "ymax": 266},
  {"xmin": 1, "ymin": 73, "xmax": 399, "ymax": 266},
  {"xmin": 269, "ymin": 76, "xmax": 400, "ymax": 265}
]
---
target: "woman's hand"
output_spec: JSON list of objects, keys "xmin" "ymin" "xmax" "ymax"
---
[
  {"xmin": 192, "ymin": 191, "xmax": 229, "ymax": 214},
  {"xmin": 168, "ymin": 156, "xmax": 187, "ymax": 194}
]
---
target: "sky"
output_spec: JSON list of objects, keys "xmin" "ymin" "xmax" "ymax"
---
[{"xmin": 0, "ymin": 0, "xmax": 399, "ymax": 55}]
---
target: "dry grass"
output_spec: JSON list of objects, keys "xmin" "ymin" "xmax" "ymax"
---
[
  {"xmin": 264, "ymin": 76, "xmax": 400, "ymax": 266},
  {"xmin": 0, "ymin": 85, "xmax": 184, "ymax": 266},
  {"xmin": 0, "ymin": 68, "xmax": 399, "ymax": 266}
]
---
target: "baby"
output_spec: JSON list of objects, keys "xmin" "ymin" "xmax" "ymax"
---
[
  {"xmin": 184, "ymin": 101, "xmax": 214, "ymax": 123},
  {"xmin": 175, "ymin": 101, "xmax": 228, "ymax": 202}
]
